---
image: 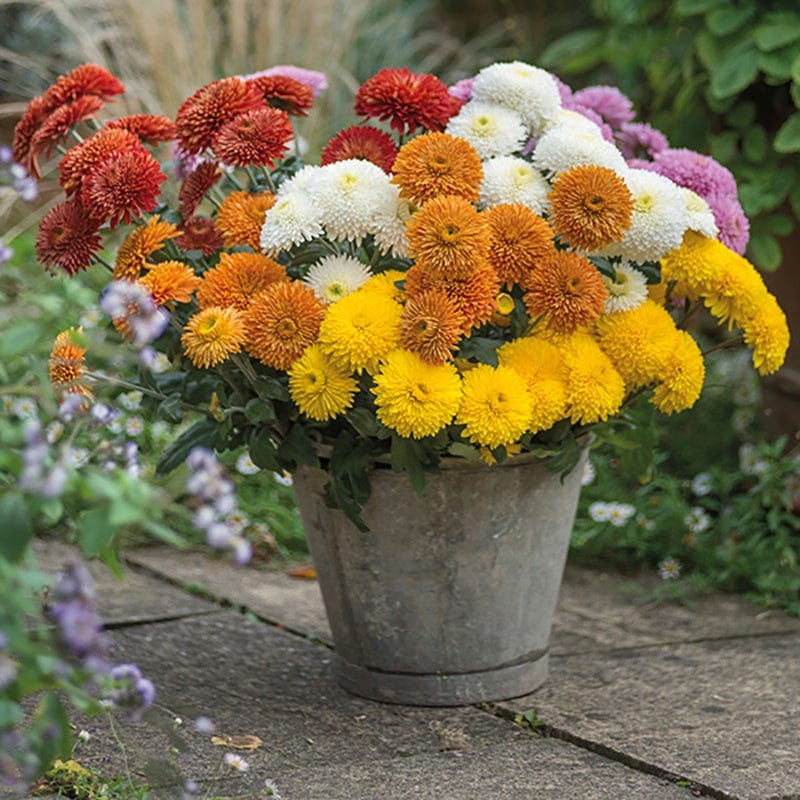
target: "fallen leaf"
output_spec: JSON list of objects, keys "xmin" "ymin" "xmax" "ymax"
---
[
  {"xmin": 286, "ymin": 565, "xmax": 317, "ymax": 580},
  {"xmin": 210, "ymin": 734, "xmax": 263, "ymax": 750}
]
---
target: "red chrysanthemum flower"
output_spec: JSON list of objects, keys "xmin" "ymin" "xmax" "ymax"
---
[
  {"xmin": 85, "ymin": 147, "xmax": 167, "ymax": 228},
  {"xmin": 174, "ymin": 77, "xmax": 265, "ymax": 155},
  {"xmin": 321, "ymin": 125, "xmax": 398, "ymax": 173},
  {"xmin": 59, "ymin": 127, "xmax": 145, "ymax": 202},
  {"xmin": 12, "ymin": 96, "xmax": 49, "ymax": 167},
  {"xmin": 35, "ymin": 199, "xmax": 103, "ymax": 276},
  {"xmin": 40, "ymin": 63, "xmax": 124, "ymax": 110},
  {"xmin": 212, "ymin": 107, "xmax": 293, "ymax": 168},
  {"xmin": 178, "ymin": 160, "xmax": 222, "ymax": 219},
  {"xmin": 354, "ymin": 67, "xmax": 462, "ymax": 135},
  {"xmin": 26, "ymin": 95, "xmax": 105, "ymax": 176},
  {"xmin": 173, "ymin": 216, "xmax": 225, "ymax": 256},
  {"xmin": 246, "ymin": 74, "xmax": 314, "ymax": 116},
  {"xmin": 105, "ymin": 114, "xmax": 178, "ymax": 143}
]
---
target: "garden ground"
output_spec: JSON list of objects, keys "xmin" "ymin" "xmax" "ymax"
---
[{"xmin": 29, "ymin": 539, "xmax": 800, "ymax": 800}]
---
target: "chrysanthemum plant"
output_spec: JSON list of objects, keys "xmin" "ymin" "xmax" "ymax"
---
[{"xmin": 16, "ymin": 61, "xmax": 790, "ymax": 528}]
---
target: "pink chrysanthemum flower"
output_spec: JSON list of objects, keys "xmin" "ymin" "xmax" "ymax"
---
[
  {"xmin": 647, "ymin": 147, "xmax": 738, "ymax": 199},
  {"xmin": 448, "ymin": 78, "xmax": 474, "ymax": 102},
  {"xmin": 570, "ymin": 85, "xmax": 635, "ymax": 130},
  {"xmin": 706, "ymin": 191, "xmax": 750, "ymax": 255},
  {"xmin": 616, "ymin": 122, "xmax": 669, "ymax": 161}
]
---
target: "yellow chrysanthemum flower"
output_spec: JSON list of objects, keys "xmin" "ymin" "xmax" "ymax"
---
[
  {"xmin": 456, "ymin": 363, "xmax": 532, "ymax": 449},
  {"xmin": 560, "ymin": 333, "xmax": 625, "ymax": 424},
  {"xmin": 701, "ymin": 254, "xmax": 770, "ymax": 328},
  {"xmin": 650, "ymin": 330, "xmax": 705, "ymax": 414},
  {"xmin": 497, "ymin": 336, "xmax": 568, "ymax": 432},
  {"xmin": 594, "ymin": 299, "xmax": 680, "ymax": 389},
  {"xmin": 288, "ymin": 345, "xmax": 358, "ymax": 421},
  {"xmin": 740, "ymin": 293, "xmax": 790, "ymax": 376},
  {"xmin": 372, "ymin": 348, "xmax": 462, "ymax": 438},
  {"xmin": 182, "ymin": 307, "xmax": 246, "ymax": 369},
  {"xmin": 359, "ymin": 269, "xmax": 407, "ymax": 305},
  {"xmin": 660, "ymin": 230, "xmax": 719, "ymax": 287},
  {"xmin": 317, "ymin": 289, "xmax": 403, "ymax": 374}
]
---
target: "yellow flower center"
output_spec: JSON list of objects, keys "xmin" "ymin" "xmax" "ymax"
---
[
  {"xmin": 411, "ymin": 382, "xmax": 430, "ymax": 402},
  {"xmin": 276, "ymin": 316, "xmax": 299, "ymax": 338},
  {"xmin": 635, "ymin": 193, "xmax": 655, "ymax": 213},
  {"xmin": 198, "ymin": 316, "xmax": 219, "ymax": 336}
]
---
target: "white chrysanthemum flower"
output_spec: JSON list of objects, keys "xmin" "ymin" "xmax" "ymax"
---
[
  {"xmin": 532, "ymin": 127, "xmax": 628, "ymax": 176},
  {"xmin": 274, "ymin": 164, "xmax": 322, "ymax": 198},
  {"xmin": 445, "ymin": 101, "xmax": 527, "ymax": 159},
  {"xmin": 547, "ymin": 108, "xmax": 606, "ymax": 138},
  {"xmin": 372, "ymin": 195, "xmax": 412, "ymax": 258},
  {"xmin": 471, "ymin": 61, "xmax": 562, "ymax": 137},
  {"xmin": 602, "ymin": 262, "xmax": 648, "ymax": 313},
  {"xmin": 314, "ymin": 159, "xmax": 398, "ymax": 245},
  {"xmin": 260, "ymin": 192, "xmax": 324, "ymax": 255},
  {"xmin": 601, "ymin": 169, "xmax": 688, "ymax": 263},
  {"xmin": 479, "ymin": 156, "xmax": 550, "ymax": 213},
  {"xmin": 680, "ymin": 187, "xmax": 718, "ymax": 238},
  {"xmin": 304, "ymin": 254, "xmax": 372, "ymax": 304}
]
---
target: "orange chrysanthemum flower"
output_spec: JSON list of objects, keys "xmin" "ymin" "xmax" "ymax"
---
[
  {"xmin": 35, "ymin": 200, "xmax": 102, "ymax": 276},
  {"xmin": 391, "ymin": 132, "xmax": 483, "ymax": 205},
  {"xmin": 484, "ymin": 204, "xmax": 557, "ymax": 289},
  {"xmin": 212, "ymin": 107, "xmax": 293, "ymax": 168},
  {"xmin": 354, "ymin": 67, "xmax": 461, "ymax": 135},
  {"xmin": 178, "ymin": 160, "xmax": 223, "ymax": 220},
  {"xmin": 523, "ymin": 251, "xmax": 608, "ymax": 334},
  {"xmin": 547, "ymin": 164, "xmax": 633, "ymax": 252},
  {"xmin": 405, "ymin": 261, "xmax": 500, "ymax": 334},
  {"xmin": 175, "ymin": 77, "xmax": 265, "ymax": 155},
  {"xmin": 182, "ymin": 307, "xmax": 247, "ymax": 369},
  {"xmin": 246, "ymin": 74, "xmax": 314, "ymax": 116},
  {"xmin": 139, "ymin": 261, "xmax": 201, "ymax": 306},
  {"xmin": 59, "ymin": 127, "xmax": 144, "ymax": 203},
  {"xmin": 27, "ymin": 95, "xmax": 104, "ymax": 175},
  {"xmin": 321, "ymin": 125, "xmax": 398, "ymax": 174},
  {"xmin": 406, "ymin": 194, "xmax": 490, "ymax": 280},
  {"xmin": 197, "ymin": 252, "xmax": 288, "ymax": 310},
  {"xmin": 173, "ymin": 217, "xmax": 225, "ymax": 256},
  {"xmin": 105, "ymin": 114, "xmax": 178, "ymax": 143},
  {"xmin": 244, "ymin": 282, "xmax": 326, "ymax": 370},
  {"xmin": 85, "ymin": 147, "xmax": 167, "ymax": 227},
  {"xmin": 49, "ymin": 327, "xmax": 93, "ymax": 400},
  {"xmin": 112, "ymin": 216, "xmax": 180, "ymax": 281},
  {"xmin": 215, "ymin": 190, "xmax": 276, "ymax": 250},
  {"xmin": 399, "ymin": 289, "xmax": 465, "ymax": 364}
]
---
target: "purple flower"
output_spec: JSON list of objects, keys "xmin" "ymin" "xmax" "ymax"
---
[
  {"xmin": 52, "ymin": 559, "xmax": 96, "ymax": 603},
  {"xmin": 0, "ymin": 145, "xmax": 11, "ymax": 163},
  {"xmin": 616, "ymin": 122, "xmax": 669, "ymax": 161},
  {"xmin": 0, "ymin": 242, "xmax": 12, "ymax": 266},
  {"xmin": 448, "ymin": 77, "xmax": 474, "ymax": 102},
  {"xmin": 99, "ymin": 280, "xmax": 169, "ymax": 346},
  {"xmin": 50, "ymin": 600, "xmax": 106, "ymax": 659},
  {"xmin": 648, "ymin": 147, "xmax": 738, "ymax": 199},
  {"xmin": 553, "ymin": 75, "xmax": 573, "ymax": 104},
  {"xmin": 706, "ymin": 191, "xmax": 750, "ymax": 254},
  {"xmin": 242, "ymin": 65, "xmax": 328, "ymax": 97},
  {"xmin": 108, "ymin": 663, "xmax": 156, "ymax": 716},
  {"xmin": 570, "ymin": 85, "xmax": 635, "ymax": 130}
]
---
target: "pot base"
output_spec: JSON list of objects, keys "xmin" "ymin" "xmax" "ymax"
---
[{"xmin": 333, "ymin": 650, "xmax": 549, "ymax": 707}]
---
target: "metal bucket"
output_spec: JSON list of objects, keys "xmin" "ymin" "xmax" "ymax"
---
[{"xmin": 293, "ymin": 449, "xmax": 587, "ymax": 706}]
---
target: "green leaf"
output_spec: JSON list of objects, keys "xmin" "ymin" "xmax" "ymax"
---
[
  {"xmin": 36, "ymin": 693, "xmax": 73, "ymax": 764},
  {"xmin": 346, "ymin": 406, "xmax": 384, "ymax": 439},
  {"xmin": 742, "ymin": 125, "xmax": 768, "ymax": 162},
  {"xmin": 156, "ymin": 417, "xmax": 219, "ymax": 475},
  {"xmin": 277, "ymin": 424, "xmax": 320, "ymax": 470},
  {"xmin": 0, "ymin": 699, "xmax": 22, "ymax": 727},
  {"xmin": 324, "ymin": 433, "xmax": 374, "ymax": 531},
  {"xmin": 142, "ymin": 519, "xmax": 185, "ymax": 547},
  {"xmin": 790, "ymin": 181, "xmax": 800, "ymax": 218},
  {"xmin": 0, "ymin": 320, "xmax": 41, "ymax": 360},
  {"xmin": 447, "ymin": 442, "xmax": 481, "ymax": 460},
  {"xmin": 244, "ymin": 398, "xmax": 276, "ymax": 424},
  {"xmin": 793, "ymin": 53, "xmax": 800, "ymax": 86},
  {"xmin": 157, "ymin": 396, "xmax": 184, "ymax": 424},
  {"xmin": 456, "ymin": 336, "xmax": 501, "ymax": 366},
  {"xmin": 539, "ymin": 29, "xmax": 606, "ymax": 72},
  {"xmin": 754, "ymin": 13, "xmax": 800, "ymax": 52},
  {"xmin": 249, "ymin": 431, "xmax": 280, "ymax": 471},
  {"xmin": 758, "ymin": 48, "xmax": 798, "ymax": 82},
  {"xmin": 79, "ymin": 507, "xmax": 113, "ymax": 555},
  {"xmin": 747, "ymin": 233, "xmax": 783, "ymax": 271},
  {"xmin": 253, "ymin": 374, "xmax": 291, "ymax": 402},
  {"xmin": 709, "ymin": 39, "xmax": 760, "ymax": 99},
  {"xmin": 774, "ymin": 112, "xmax": 800, "ymax": 153},
  {"xmin": 390, "ymin": 436, "xmax": 427, "ymax": 496},
  {"xmin": 675, "ymin": 0, "xmax": 726, "ymax": 16},
  {"xmin": 706, "ymin": 6, "xmax": 754, "ymax": 37},
  {"xmin": 792, "ymin": 80, "xmax": 800, "ymax": 109},
  {"xmin": 0, "ymin": 491, "xmax": 34, "ymax": 563}
]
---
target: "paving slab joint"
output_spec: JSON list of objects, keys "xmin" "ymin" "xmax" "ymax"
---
[{"xmin": 476, "ymin": 701, "xmax": 733, "ymax": 800}]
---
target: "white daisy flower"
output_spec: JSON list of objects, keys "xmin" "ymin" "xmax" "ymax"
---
[
  {"xmin": 732, "ymin": 378, "xmax": 759, "ymax": 407},
  {"xmin": 531, "ymin": 127, "xmax": 628, "ymax": 176},
  {"xmin": 691, "ymin": 472, "xmax": 713, "ymax": 497},
  {"xmin": 680, "ymin": 188, "xmax": 718, "ymax": 238},
  {"xmin": 223, "ymin": 753, "xmax": 249, "ymax": 772},
  {"xmin": 46, "ymin": 421, "xmax": 65, "ymax": 444},
  {"xmin": 479, "ymin": 156, "xmax": 550, "ymax": 213},
  {"xmin": 124, "ymin": 415, "xmax": 145, "ymax": 437},
  {"xmin": 226, "ymin": 509, "xmax": 250, "ymax": 533},
  {"xmin": 602, "ymin": 262, "xmax": 648, "ymax": 314},
  {"xmin": 304, "ymin": 254, "xmax": 372, "ymax": 304},
  {"xmin": 471, "ymin": 61, "xmax": 562, "ymax": 137},
  {"xmin": 12, "ymin": 397, "xmax": 37, "ymax": 418},
  {"xmin": 684, "ymin": 506, "xmax": 711, "ymax": 534},
  {"xmin": 314, "ymin": 159, "xmax": 398, "ymax": 245},
  {"xmin": 236, "ymin": 451, "xmax": 260, "ymax": 476},
  {"xmin": 260, "ymin": 191, "xmax": 324, "ymax": 255},
  {"xmin": 739, "ymin": 443, "xmax": 769, "ymax": 476},
  {"xmin": 372, "ymin": 195, "xmax": 412, "ymax": 258},
  {"xmin": 78, "ymin": 306, "xmax": 103, "ymax": 329},
  {"xmin": 636, "ymin": 513, "xmax": 655, "ymax": 531},
  {"xmin": 273, "ymin": 471, "xmax": 293, "ymax": 487},
  {"xmin": 445, "ymin": 101, "xmax": 527, "ymax": 159},
  {"xmin": 658, "ymin": 557, "xmax": 681, "ymax": 580},
  {"xmin": 732, "ymin": 407, "xmax": 754, "ymax": 435},
  {"xmin": 606, "ymin": 502, "xmax": 636, "ymax": 527},
  {"xmin": 601, "ymin": 169, "xmax": 688, "ymax": 263},
  {"xmin": 69, "ymin": 447, "xmax": 90, "ymax": 468},
  {"xmin": 118, "ymin": 390, "xmax": 143, "ymax": 410},
  {"xmin": 588, "ymin": 501, "xmax": 611, "ymax": 522}
]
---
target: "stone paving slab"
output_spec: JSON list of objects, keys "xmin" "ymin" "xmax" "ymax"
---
[
  {"xmin": 31, "ymin": 539, "xmax": 217, "ymax": 626},
  {"xmin": 56, "ymin": 612, "xmax": 707, "ymax": 800},
  {"xmin": 502, "ymin": 633, "xmax": 800, "ymax": 800},
  {"xmin": 127, "ymin": 545, "xmax": 800, "ymax": 654}
]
